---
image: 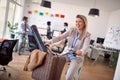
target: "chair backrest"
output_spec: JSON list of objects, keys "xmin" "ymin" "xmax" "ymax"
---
[
  {"xmin": 28, "ymin": 34, "xmax": 39, "ymax": 52},
  {"xmin": 0, "ymin": 39, "xmax": 18, "ymax": 65},
  {"xmin": 31, "ymin": 25, "xmax": 47, "ymax": 52}
]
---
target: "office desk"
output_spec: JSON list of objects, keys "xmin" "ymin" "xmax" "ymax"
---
[{"xmin": 90, "ymin": 45, "xmax": 116, "ymax": 64}]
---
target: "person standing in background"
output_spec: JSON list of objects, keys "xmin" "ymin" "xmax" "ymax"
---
[
  {"xmin": 46, "ymin": 21, "xmax": 53, "ymax": 39},
  {"xmin": 17, "ymin": 16, "xmax": 31, "ymax": 55},
  {"xmin": 63, "ymin": 22, "xmax": 69, "ymax": 32}
]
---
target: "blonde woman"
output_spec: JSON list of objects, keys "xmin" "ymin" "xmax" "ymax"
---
[{"xmin": 48, "ymin": 14, "xmax": 91, "ymax": 80}]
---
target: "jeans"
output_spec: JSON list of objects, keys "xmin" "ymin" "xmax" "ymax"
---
[
  {"xmin": 17, "ymin": 34, "xmax": 27, "ymax": 55},
  {"xmin": 66, "ymin": 58, "xmax": 82, "ymax": 80}
]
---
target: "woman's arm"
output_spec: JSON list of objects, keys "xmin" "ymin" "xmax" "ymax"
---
[{"xmin": 51, "ymin": 30, "xmax": 71, "ymax": 43}]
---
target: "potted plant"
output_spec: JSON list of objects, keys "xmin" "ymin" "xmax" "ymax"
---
[{"xmin": 7, "ymin": 21, "xmax": 18, "ymax": 38}]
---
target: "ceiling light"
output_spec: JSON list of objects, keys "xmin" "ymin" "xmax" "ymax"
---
[
  {"xmin": 41, "ymin": 0, "xmax": 51, "ymax": 8},
  {"xmin": 88, "ymin": 0, "xmax": 99, "ymax": 17},
  {"xmin": 89, "ymin": 8, "xmax": 99, "ymax": 17}
]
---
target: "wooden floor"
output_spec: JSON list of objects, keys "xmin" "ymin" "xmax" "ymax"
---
[{"xmin": 0, "ymin": 52, "xmax": 115, "ymax": 80}]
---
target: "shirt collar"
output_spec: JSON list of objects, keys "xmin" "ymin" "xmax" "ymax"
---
[{"xmin": 76, "ymin": 30, "xmax": 82, "ymax": 35}]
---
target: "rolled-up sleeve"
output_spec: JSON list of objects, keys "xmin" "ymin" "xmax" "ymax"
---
[
  {"xmin": 50, "ymin": 30, "xmax": 72, "ymax": 43},
  {"xmin": 80, "ymin": 33, "xmax": 91, "ymax": 56}
]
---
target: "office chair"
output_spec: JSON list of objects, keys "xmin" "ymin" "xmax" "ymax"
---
[
  {"xmin": 28, "ymin": 34, "xmax": 39, "ymax": 52},
  {"xmin": 0, "ymin": 39, "xmax": 18, "ymax": 77}
]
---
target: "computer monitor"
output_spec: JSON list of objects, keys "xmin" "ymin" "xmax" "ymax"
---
[
  {"xmin": 96, "ymin": 37, "xmax": 105, "ymax": 44},
  {"xmin": 90, "ymin": 39, "xmax": 95, "ymax": 45},
  {"xmin": 53, "ymin": 30, "xmax": 60, "ymax": 37},
  {"xmin": 38, "ymin": 28, "xmax": 47, "ymax": 36}
]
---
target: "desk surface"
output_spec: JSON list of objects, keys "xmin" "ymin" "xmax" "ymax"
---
[
  {"xmin": 90, "ymin": 45, "xmax": 116, "ymax": 53},
  {"xmin": 90, "ymin": 45, "xmax": 117, "ymax": 64}
]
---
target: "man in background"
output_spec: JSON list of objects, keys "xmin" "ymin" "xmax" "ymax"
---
[
  {"xmin": 62, "ymin": 22, "xmax": 69, "ymax": 32},
  {"xmin": 17, "ymin": 16, "xmax": 31, "ymax": 55},
  {"xmin": 46, "ymin": 21, "xmax": 53, "ymax": 39}
]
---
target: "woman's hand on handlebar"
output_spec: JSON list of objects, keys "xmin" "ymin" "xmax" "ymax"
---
[{"xmin": 75, "ymin": 50, "xmax": 83, "ymax": 56}]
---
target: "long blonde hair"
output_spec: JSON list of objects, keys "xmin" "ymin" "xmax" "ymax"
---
[{"xmin": 71, "ymin": 15, "xmax": 87, "ymax": 40}]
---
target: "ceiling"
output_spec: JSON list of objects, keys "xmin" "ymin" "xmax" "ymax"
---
[{"xmin": 51, "ymin": 0, "xmax": 120, "ymax": 12}]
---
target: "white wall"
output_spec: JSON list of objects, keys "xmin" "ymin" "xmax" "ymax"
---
[
  {"xmin": 24, "ymin": 0, "xmax": 110, "ymax": 40},
  {"xmin": 107, "ymin": 10, "xmax": 120, "ymax": 28}
]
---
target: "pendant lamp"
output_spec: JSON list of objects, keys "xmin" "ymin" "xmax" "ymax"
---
[
  {"xmin": 41, "ymin": 0, "xmax": 51, "ymax": 8},
  {"xmin": 88, "ymin": 0, "xmax": 99, "ymax": 17}
]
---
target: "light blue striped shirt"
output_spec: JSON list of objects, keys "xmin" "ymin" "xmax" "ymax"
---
[{"xmin": 67, "ymin": 31, "xmax": 81, "ymax": 60}]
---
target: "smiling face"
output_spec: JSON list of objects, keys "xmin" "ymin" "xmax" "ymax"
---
[
  {"xmin": 75, "ymin": 18, "xmax": 85, "ymax": 32},
  {"xmin": 75, "ymin": 15, "xmax": 87, "ymax": 40}
]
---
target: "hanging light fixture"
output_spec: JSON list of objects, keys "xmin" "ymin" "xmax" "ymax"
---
[
  {"xmin": 41, "ymin": 0, "xmax": 51, "ymax": 8},
  {"xmin": 88, "ymin": 0, "xmax": 99, "ymax": 17}
]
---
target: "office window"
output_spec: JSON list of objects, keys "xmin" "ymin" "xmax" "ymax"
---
[
  {"xmin": 0, "ymin": 0, "xmax": 24, "ymax": 38},
  {"xmin": 0, "ymin": 0, "xmax": 6, "ymax": 37},
  {"xmin": 6, "ymin": 2, "xmax": 16, "ymax": 37}
]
